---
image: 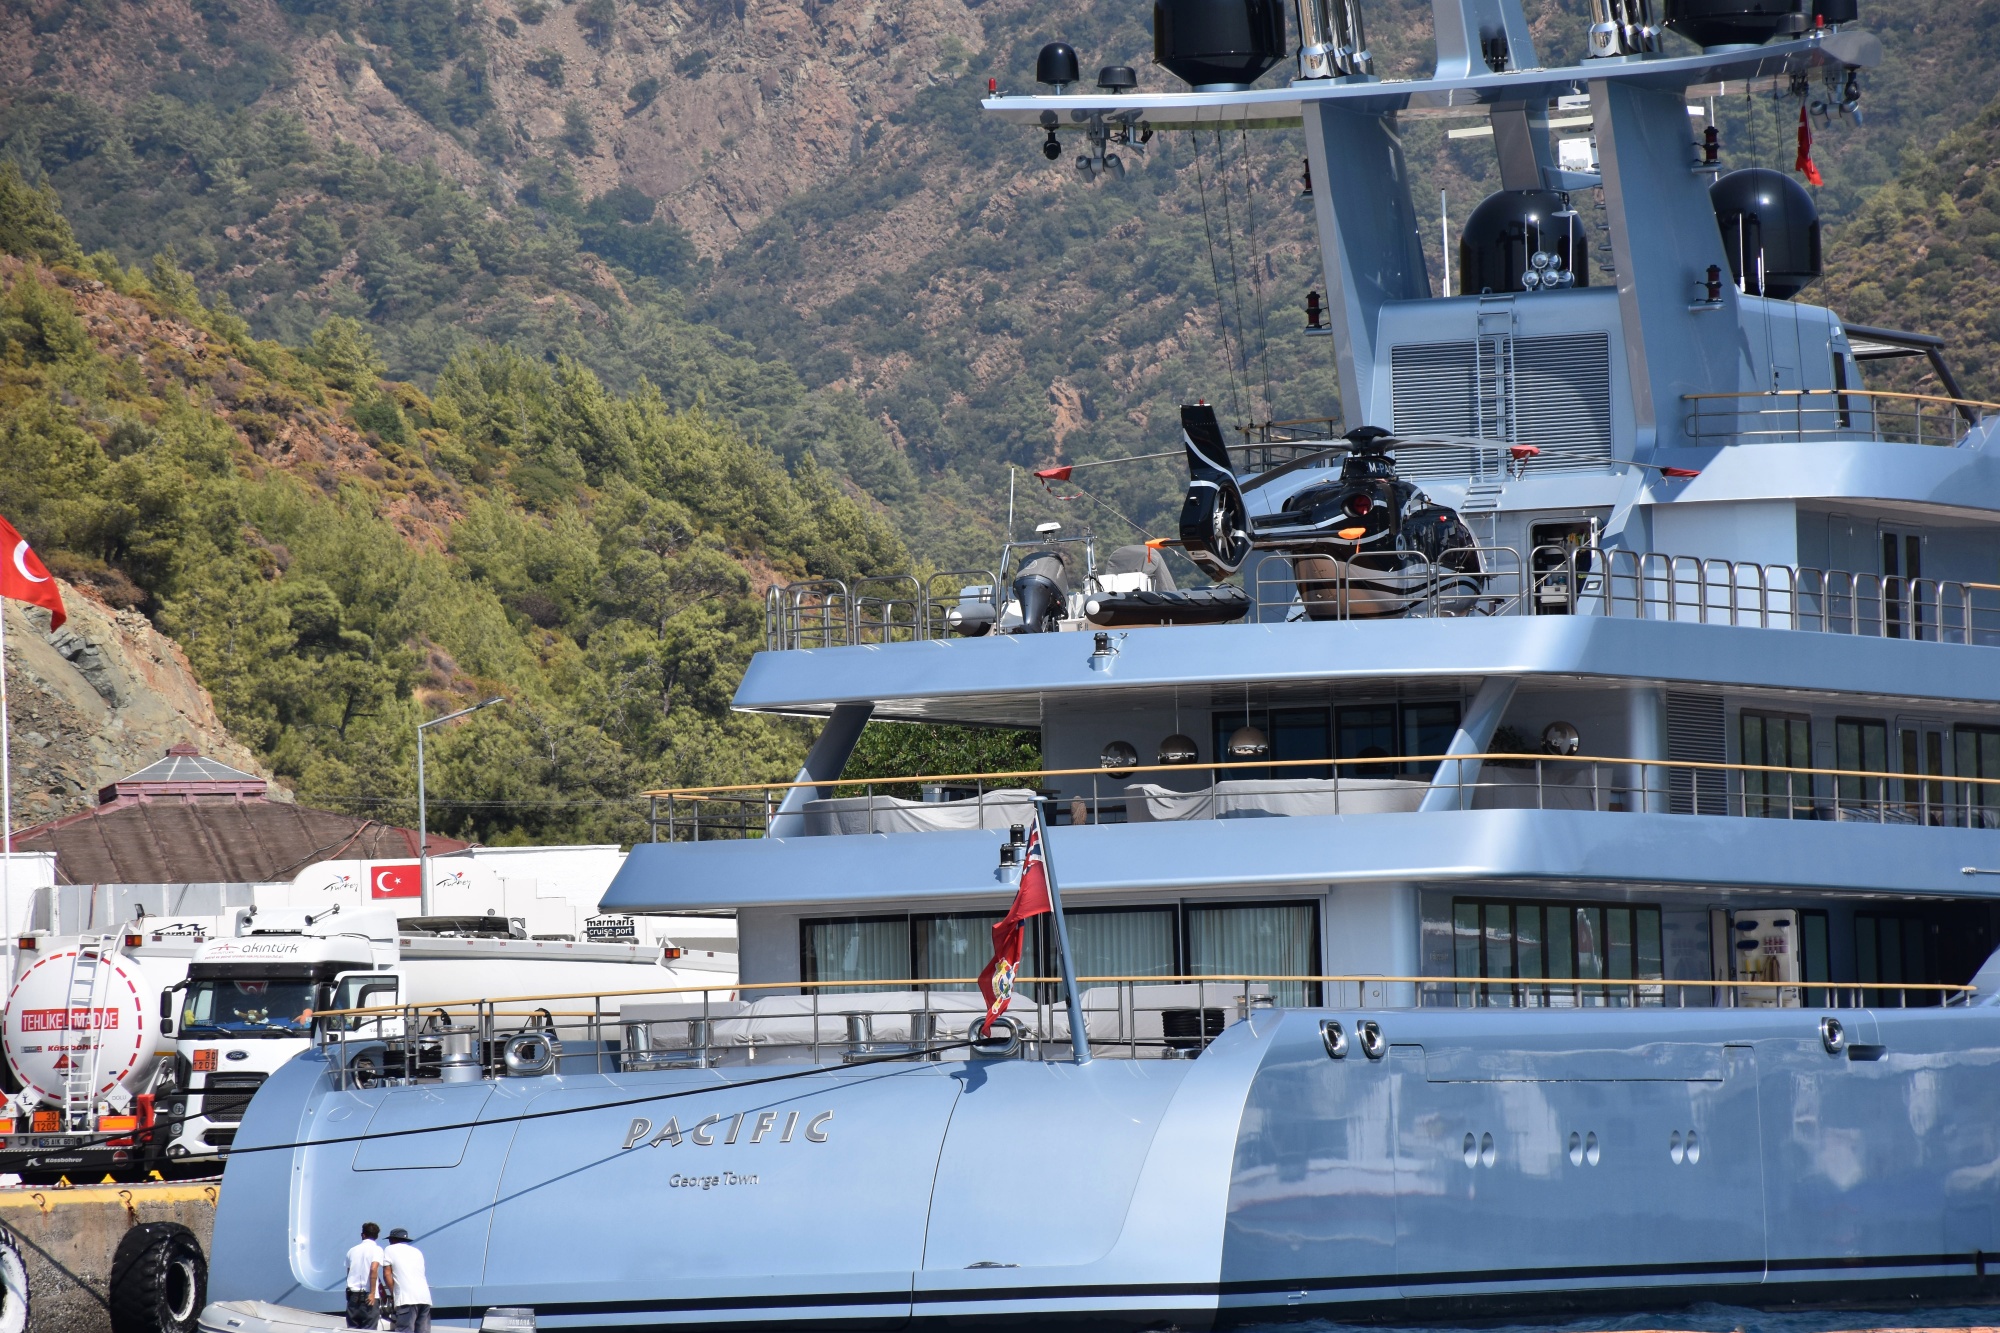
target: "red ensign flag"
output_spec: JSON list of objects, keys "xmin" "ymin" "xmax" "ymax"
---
[
  {"xmin": 0, "ymin": 516, "xmax": 64, "ymax": 630},
  {"xmin": 977, "ymin": 822, "xmax": 1052, "ymax": 1034}
]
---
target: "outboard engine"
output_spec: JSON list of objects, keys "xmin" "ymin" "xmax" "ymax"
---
[
  {"xmin": 1711, "ymin": 167, "xmax": 1821, "ymax": 298},
  {"xmin": 1009, "ymin": 550, "xmax": 1070, "ymax": 633},
  {"xmin": 1254, "ymin": 428, "xmax": 1482, "ymax": 619}
]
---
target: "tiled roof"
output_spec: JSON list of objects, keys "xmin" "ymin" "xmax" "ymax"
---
[{"xmin": 13, "ymin": 746, "xmax": 467, "ymax": 885}]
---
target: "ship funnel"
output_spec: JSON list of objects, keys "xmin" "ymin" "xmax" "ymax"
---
[{"xmin": 1296, "ymin": 0, "xmax": 1373, "ymax": 78}]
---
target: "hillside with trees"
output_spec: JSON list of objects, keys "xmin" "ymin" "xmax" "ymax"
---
[{"xmin": 0, "ymin": 168, "xmax": 927, "ymax": 841}]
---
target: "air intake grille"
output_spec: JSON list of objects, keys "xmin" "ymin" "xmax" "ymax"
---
[
  {"xmin": 1666, "ymin": 692, "xmax": 1727, "ymax": 815},
  {"xmin": 198, "ymin": 1072, "xmax": 267, "ymax": 1123},
  {"xmin": 1390, "ymin": 333, "xmax": 1613, "ymax": 479}
]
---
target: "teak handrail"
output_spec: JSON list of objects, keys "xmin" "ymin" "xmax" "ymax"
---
[
  {"xmin": 642, "ymin": 751, "xmax": 2000, "ymax": 799},
  {"xmin": 314, "ymin": 972, "xmax": 1973, "ymax": 1018}
]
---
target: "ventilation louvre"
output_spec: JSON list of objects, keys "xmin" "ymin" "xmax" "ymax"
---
[
  {"xmin": 1390, "ymin": 333, "xmax": 1613, "ymax": 479},
  {"xmin": 1666, "ymin": 692, "xmax": 1727, "ymax": 815}
]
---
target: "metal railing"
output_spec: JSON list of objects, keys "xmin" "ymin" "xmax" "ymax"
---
[
  {"xmin": 1577, "ymin": 548, "xmax": 2000, "ymax": 644},
  {"xmin": 1247, "ymin": 546, "xmax": 1527, "ymax": 620},
  {"xmin": 765, "ymin": 547, "xmax": 2000, "ymax": 649},
  {"xmin": 638, "ymin": 751, "xmax": 2000, "ymax": 841},
  {"xmin": 310, "ymin": 971, "xmax": 1980, "ymax": 1087},
  {"xmin": 1684, "ymin": 388, "xmax": 1998, "ymax": 446}
]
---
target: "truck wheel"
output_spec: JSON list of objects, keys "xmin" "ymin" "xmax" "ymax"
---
[
  {"xmin": 109, "ymin": 1222, "xmax": 205, "ymax": 1333},
  {"xmin": 0, "ymin": 1224, "xmax": 30, "ymax": 1333}
]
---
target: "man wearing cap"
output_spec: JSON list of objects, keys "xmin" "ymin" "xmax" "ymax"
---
[
  {"xmin": 381, "ymin": 1228, "xmax": 431, "ymax": 1333},
  {"xmin": 343, "ymin": 1222, "xmax": 384, "ymax": 1328}
]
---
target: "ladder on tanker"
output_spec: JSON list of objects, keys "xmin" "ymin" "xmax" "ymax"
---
[{"xmin": 60, "ymin": 936, "xmax": 116, "ymax": 1133}]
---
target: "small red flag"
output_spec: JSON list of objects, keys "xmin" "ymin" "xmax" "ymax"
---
[
  {"xmin": 1795, "ymin": 105, "xmax": 1823, "ymax": 188},
  {"xmin": 1032, "ymin": 465, "xmax": 1073, "ymax": 481},
  {"xmin": 0, "ymin": 515, "xmax": 65, "ymax": 630},
  {"xmin": 977, "ymin": 823, "xmax": 1052, "ymax": 1034}
]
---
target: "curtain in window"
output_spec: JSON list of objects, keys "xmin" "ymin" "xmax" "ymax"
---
[
  {"xmin": 1188, "ymin": 902, "xmax": 1319, "ymax": 1006},
  {"xmin": 802, "ymin": 917, "xmax": 909, "ymax": 994},
  {"xmin": 1064, "ymin": 909, "xmax": 1176, "ymax": 984},
  {"xmin": 916, "ymin": 914, "xmax": 1001, "ymax": 991}
]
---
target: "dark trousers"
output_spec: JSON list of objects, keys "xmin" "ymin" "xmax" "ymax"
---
[
  {"xmin": 391, "ymin": 1304, "xmax": 431, "ymax": 1333},
  {"xmin": 344, "ymin": 1289, "xmax": 377, "ymax": 1328}
]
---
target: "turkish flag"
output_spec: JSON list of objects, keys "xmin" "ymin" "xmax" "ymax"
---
[
  {"xmin": 0, "ymin": 515, "xmax": 65, "ymax": 630},
  {"xmin": 369, "ymin": 863, "xmax": 422, "ymax": 899}
]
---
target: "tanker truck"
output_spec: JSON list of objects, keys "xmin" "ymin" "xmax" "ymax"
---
[{"xmin": 0, "ymin": 903, "xmax": 734, "ymax": 1184}]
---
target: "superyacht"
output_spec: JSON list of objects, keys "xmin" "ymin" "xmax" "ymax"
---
[{"xmin": 200, "ymin": 0, "xmax": 2000, "ymax": 1325}]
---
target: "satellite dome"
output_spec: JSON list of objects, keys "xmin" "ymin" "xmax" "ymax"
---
[
  {"xmin": 1154, "ymin": 0, "xmax": 1286, "ymax": 91},
  {"xmin": 1711, "ymin": 168, "xmax": 1821, "ymax": 299}
]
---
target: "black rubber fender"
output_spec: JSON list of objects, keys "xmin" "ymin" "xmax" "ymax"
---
[
  {"xmin": 109, "ymin": 1221, "xmax": 206, "ymax": 1333},
  {"xmin": 0, "ymin": 1222, "xmax": 28, "ymax": 1333}
]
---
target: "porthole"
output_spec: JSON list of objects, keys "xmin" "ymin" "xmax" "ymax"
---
[
  {"xmin": 1463, "ymin": 1132, "xmax": 1478, "ymax": 1167},
  {"xmin": 1670, "ymin": 1129, "xmax": 1684, "ymax": 1164},
  {"xmin": 1479, "ymin": 1131, "xmax": 1496, "ymax": 1168},
  {"xmin": 1568, "ymin": 1130, "xmax": 1583, "ymax": 1166},
  {"xmin": 1685, "ymin": 1129, "xmax": 1700, "ymax": 1164},
  {"xmin": 1585, "ymin": 1131, "xmax": 1600, "ymax": 1166}
]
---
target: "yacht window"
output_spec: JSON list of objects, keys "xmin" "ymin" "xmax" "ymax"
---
[
  {"xmin": 1401, "ymin": 702, "xmax": 1463, "ymax": 778},
  {"xmin": 1800, "ymin": 908, "xmax": 1832, "ymax": 1006},
  {"xmin": 1955, "ymin": 726, "xmax": 2000, "ymax": 829},
  {"xmin": 1897, "ymin": 723, "xmax": 1949, "ymax": 825},
  {"xmin": 1187, "ymin": 901, "xmax": 1321, "ymax": 1007},
  {"xmin": 1336, "ymin": 705, "xmax": 1398, "ymax": 776},
  {"xmin": 1741, "ymin": 711, "xmax": 1813, "ymax": 818},
  {"xmin": 1062, "ymin": 907, "xmax": 1178, "ymax": 983},
  {"xmin": 800, "ymin": 916, "xmax": 909, "ymax": 993},
  {"xmin": 1835, "ymin": 717, "xmax": 1889, "ymax": 814},
  {"xmin": 1855, "ymin": 910, "xmax": 1936, "ymax": 996},
  {"xmin": 1451, "ymin": 898, "xmax": 1662, "ymax": 1007},
  {"xmin": 1211, "ymin": 708, "xmax": 1331, "ymax": 780},
  {"xmin": 914, "ymin": 912, "xmax": 1003, "ymax": 991}
]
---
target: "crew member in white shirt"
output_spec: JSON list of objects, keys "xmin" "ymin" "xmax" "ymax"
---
[
  {"xmin": 381, "ymin": 1228, "xmax": 432, "ymax": 1333},
  {"xmin": 343, "ymin": 1222, "xmax": 384, "ymax": 1328}
]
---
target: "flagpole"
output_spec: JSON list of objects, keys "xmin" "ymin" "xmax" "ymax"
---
[
  {"xmin": 1, "ymin": 600, "xmax": 13, "ymax": 989},
  {"xmin": 1033, "ymin": 800, "xmax": 1091, "ymax": 1065}
]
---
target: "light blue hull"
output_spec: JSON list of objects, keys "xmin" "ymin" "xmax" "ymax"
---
[{"xmin": 210, "ymin": 1004, "xmax": 2000, "ymax": 1329}]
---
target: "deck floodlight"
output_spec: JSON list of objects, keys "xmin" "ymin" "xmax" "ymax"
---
[
  {"xmin": 1101, "ymin": 740, "xmax": 1140, "ymax": 777},
  {"xmin": 1542, "ymin": 721, "xmax": 1581, "ymax": 755}
]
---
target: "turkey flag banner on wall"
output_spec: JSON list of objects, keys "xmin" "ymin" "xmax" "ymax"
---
[
  {"xmin": 370, "ymin": 864, "xmax": 422, "ymax": 899},
  {"xmin": 0, "ymin": 516, "xmax": 65, "ymax": 631},
  {"xmin": 976, "ymin": 821, "xmax": 1052, "ymax": 1035}
]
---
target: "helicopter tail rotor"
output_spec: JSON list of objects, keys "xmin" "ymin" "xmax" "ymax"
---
[{"xmin": 1177, "ymin": 404, "xmax": 1253, "ymax": 579}]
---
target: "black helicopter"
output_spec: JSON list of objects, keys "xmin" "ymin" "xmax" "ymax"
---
[{"xmin": 1176, "ymin": 405, "xmax": 1487, "ymax": 619}]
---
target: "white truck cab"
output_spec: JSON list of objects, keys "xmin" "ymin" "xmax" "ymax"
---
[{"xmin": 159, "ymin": 929, "xmax": 386, "ymax": 1164}]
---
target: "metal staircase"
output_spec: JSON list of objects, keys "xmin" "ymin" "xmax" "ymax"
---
[{"xmin": 60, "ymin": 936, "xmax": 115, "ymax": 1132}]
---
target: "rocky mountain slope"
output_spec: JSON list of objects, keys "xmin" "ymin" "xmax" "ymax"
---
[
  {"xmin": 3, "ymin": 588, "xmax": 276, "ymax": 827},
  {"xmin": 5, "ymin": 0, "xmax": 1987, "ymax": 558},
  {"xmin": 0, "ymin": 181, "xmax": 907, "ymax": 844}
]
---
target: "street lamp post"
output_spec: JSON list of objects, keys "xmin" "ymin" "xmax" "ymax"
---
[{"xmin": 418, "ymin": 697, "xmax": 503, "ymax": 916}]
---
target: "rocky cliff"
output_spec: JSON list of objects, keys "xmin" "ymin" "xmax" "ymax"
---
[{"xmin": 3, "ymin": 587, "xmax": 276, "ymax": 829}]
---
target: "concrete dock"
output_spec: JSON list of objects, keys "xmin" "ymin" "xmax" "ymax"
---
[{"xmin": 0, "ymin": 1181, "xmax": 218, "ymax": 1333}]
